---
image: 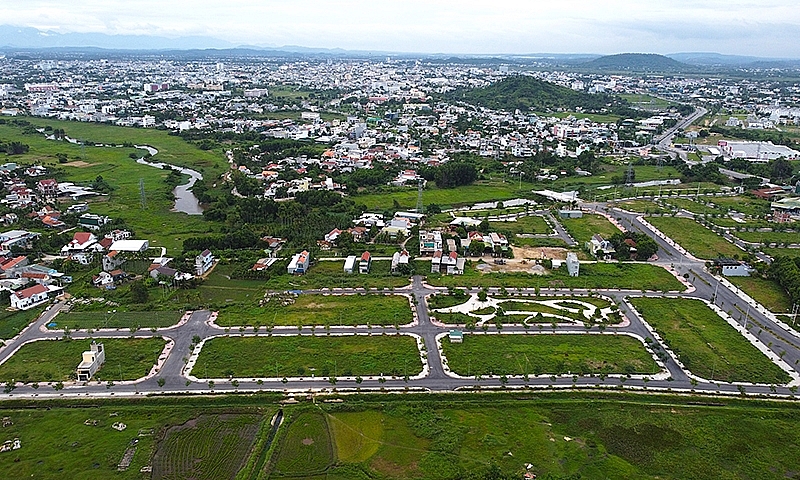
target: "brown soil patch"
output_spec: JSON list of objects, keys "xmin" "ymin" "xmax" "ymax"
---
[
  {"xmin": 63, "ymin": 161, "xmax": 94, "ymax": 168},
  {"xmin": 302, "ymin": 437, "xmax": 315, "ymax": 445}
]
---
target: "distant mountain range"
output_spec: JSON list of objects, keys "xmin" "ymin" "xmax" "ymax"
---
[{"xmin": 1, "ymin": 25, "xmax": 799, "ymax": 69}]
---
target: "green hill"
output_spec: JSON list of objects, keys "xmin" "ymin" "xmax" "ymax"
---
[
  {"xmin": 581, "ymin": 53, "xmax": 691, "ymax": 72},
  {"xmin": 450, "ymin": 76, "xmax": 639, "ymax": 117}
]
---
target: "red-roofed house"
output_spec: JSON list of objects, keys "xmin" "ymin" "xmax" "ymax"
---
[
  {"xmin": 61, "ymin": 232, "xmax": 98, "ymax": 254},
  {"xmin": 37, "ymin": 179, "xmax": 58, "ymax": 197},
  {"xmin": 10, "ymin": 283, "xmax": 49, "ymax": 310},
  {"xmin": 359, "ymin": 251, "xmax": 371, "ymax": 274}
]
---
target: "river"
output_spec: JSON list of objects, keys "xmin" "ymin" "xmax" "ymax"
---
[{"xmin": 134, "ymin": 145, "xmax": 204, "ymax": 215}]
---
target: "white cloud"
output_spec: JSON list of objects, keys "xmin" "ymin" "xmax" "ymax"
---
[{"xmin": 1, "ymin": 0, "xmax": 800, "ymax": 55}]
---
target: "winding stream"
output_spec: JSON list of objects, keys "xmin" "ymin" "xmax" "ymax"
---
[{"xmin": 133, "ymin": 145, "xmax": 204, "ymax": 215}]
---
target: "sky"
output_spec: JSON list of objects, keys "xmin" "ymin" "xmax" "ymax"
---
[{"xmin": 2, "ymin": 0, "xmax": 800, "ymax": 56}]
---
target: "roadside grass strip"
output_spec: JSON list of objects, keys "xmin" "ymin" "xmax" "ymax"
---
[
  {"xmin": 0, "ymin": 337, "xmax": 168, "ymax": 383},
  {"xmin": 629, "ymin": 297, "xmax": 793, "ymax": 385},
  {"xmin": 430, "ymin": 293, "xmax": 620, "ymax": 326},
  {"xmin": 439, "ymin": 333, "xmax": 661, "ymax": 377},
  {"xmin": 190, "ymin": 334, "xmax": 424, "ymax": 380}
]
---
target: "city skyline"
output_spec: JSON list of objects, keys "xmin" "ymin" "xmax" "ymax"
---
[{"xmin": 1, "ymin": 0, "xmax": 800, "ymax": 57}]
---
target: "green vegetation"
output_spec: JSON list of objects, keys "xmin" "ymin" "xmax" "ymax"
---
[
  {"xmin": 662, "ymin": 198, "xmax": 718, "ymax": 215},
  {"xmin": 706, "ymin": 196, "xmax": 771, "ymax": 217},
  {"xmin": 195, "ymin": 335, "xmax": 422, "ymax": 378},
  {"xmin": 727, "ymin": 276, "xmax": 793, "ymax": 313},
  {"xmin": 0, "ymin": 337, "xmax": 166, "ymax": 383},
  {"xmin": 151, "ymin": 414, "xmax": 263, "ymax": 480},
  {"xmin": 328, "ymin": 411, "xmax": 383, "ymax": 463},
  {"xmin": 353, "ymin": 180, "xmax": 538, "ymax": 210},
  {"xmin": 734, "ymin": 230, "xmax": 800, "ymax": 245},
  {"xmin": 488, "ymin": 215, "xmax": 551, "ymax": 235},
  {"xmin": 764, "ymin": 247, "xmax": 800, "ymax": 258},
  {"xmin": 442, "ymin": 334, "xmax": 658, "ymax": 376},
  {"xmin": 428, "ymin": 262, "xmax": 683, "ymax": 292},
  {"xmin": 54, "ymin": 311, "xmax": 184, "ymax": 330},
  {"xmin": 451, "ymin": 76, "xmax": 639, "ymax": 117},
  {"xmin": 648, "ymin": 216, "xmax": 741, "ymax": 259},
  {"xmin": 630, "ymin": 297, "xmax": 790, "ymax": 384},
  {"xmin": 215, "ymin": 294, "xmax": 412, "ymax": 327},
  {"xmin": 270, "ymin": 412, "xmax": 334, "ymax": 477},
  {"xmin": 0, "ymin": 118, "xmax": 223, "ymax": 251},
  {"xmin": 611, "ymin": 200, "xmax": 667, "ymax": 214},
  {"xmin": 560, "ymin": 213, "xmax": 621, "ymax": 244},
  {"xmin": 0, "ymin": 308, "xmax": 43, "ymax": 339}
]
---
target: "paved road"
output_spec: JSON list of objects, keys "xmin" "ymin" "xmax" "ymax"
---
[
  {"xmin": 654, "ymin": 106, "xmax": 708, "ymax": 162},
  {"xmin": 2, "ymin": 199, "xmax": 800, "ymax": 399}
]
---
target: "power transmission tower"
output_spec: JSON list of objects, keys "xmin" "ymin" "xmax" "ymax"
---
[
  {"xmin": 139, "ymin": 178, "xmax": 147, "ymax": 209},
  {"xmin": 416, "ymin": 178, "xmax": 424, "ymax": 214},
  {"xmin": 625, "ymin": 162, "xmax": 634, "ymax": 186}
]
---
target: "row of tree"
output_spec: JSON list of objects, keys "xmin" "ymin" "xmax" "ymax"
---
[{"xmin": 768, "ymin": 256, "xmax": 800, "ymax": 306}]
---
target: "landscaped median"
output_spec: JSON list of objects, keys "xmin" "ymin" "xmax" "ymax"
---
[
  {"xmin": 628, "ymin": 297, "xmax": 792, "ymax": 385},
  {"xmin": 439, "ymin": 332, "xmax": 661, "ymax": 378},
  {"xmin": 0, "ymin": 337, "xmax": 168, "ymax": 384},
  {"xmin": 189, "ymin": 333, "xmax": 425, "ymax": 380},
  {"xmin": 214, "ymin": 293, "xmax": 414, "ymax": 328}
]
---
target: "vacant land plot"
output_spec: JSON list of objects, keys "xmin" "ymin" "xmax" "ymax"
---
[
  {"xmin": 727, "ymin": 276, "xmax": 793, "ymax": 313},
  {"xmin": 560, "ymin": 214, "xmax": 621, "ymax": 245},
  {"xmin": 489, "ymin": 215, "xmax": 551, "ymax": 235},
  {"xmin": 216, "ymin": 294, "xmax": 411, "ymax": 327},
  {"xmin": 427, "ymin": 262, "xmax": 683, "ymax": 292},
  {"xmin": 0, "ymin": 337, "xmax": 166, "ymax": 383},
  {"xmin": 764, "ymin": 247, "xmax": 800, "ymax": 258},
  {"xmin": 195, "ymin": 335, "xmax": 422, "ymax": 378},
  {"xmin": 327, "ymin": 411, "xmax": 383, "ymax": 464},
  {"xmin": 269, "ymin": 412, "xmax": 334, "ymax": 478},
  {"xmin": 630, "ymin": 297, "xmax": 790, "ymax": 384},
  {"xmin": 648, "ymin": 216, "xmax": 741, "ymax": 259},
  {"xmin": 662, "ymin": 198, "xmax": 719, "ymax": 215},
  {"xmin": 151, "ymin": 414, "xmax": 262, "ymax": 480},
  {"xmin": 611, "ymin": 200, "xmax": 666, "ymax": 214},
  {"xmin": 352, "ymin": 180, "xmax": 538, "ymax": 210},
  {"xmin": 53, "ymin": 311, "xmax": 184, "ymax": 330},
  {"xmin": 0, "ymin": 307, "xmax": 44, "ymax": 339},
  {"xmin": 707, "ymin": 196, "xmax": 771, "ymax": 216},
  {"xmin": 263, "ymin": 260, "xmax": 410, "ymax": 290},
  {"xmin": 441, "ymin": 334, "xmax": 658, "ymax": 376},
  {"xmin": 734, "ymin": 230, "xmax": 800, "ymax": 245}
]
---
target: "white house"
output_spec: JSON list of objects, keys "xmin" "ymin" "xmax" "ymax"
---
[
  {"xmin": 76, "ymin": 341, "xmax": 105, "ymax": 381},
  {"xmin": 391, "ymin": 250, "xmax": 411, "ymax": 273},
  {"xmin": 61, "ymin": 232, "xmax": 98, "ymax": 255},
  {"xmin": 419, "ymin": 230, "xmax": 443, "ymax": 256},
  {"xmin": 10, "ymin": 284, "xmax": 50, "ymax": 310},
  {"xmin": 287, "ymin": 250, "xmax": 310, "ymax": 274},
  {"xmin": 566, "ymin": 252, "xmax": 580, "ymax": 277},
  {"xmin": 344, "ymin": 255, "xmax": 357, "ymax": 274},
  {"xmin": 586, "ymin": 234, "xmax": 616, "ymax": 260},
  {"xmin": 716, "ymin": 258, "xmax": 752, "ymax": 277},
  {"xmin": 195, "ymin": 249, "xmax": 214, "ymax": 276}
]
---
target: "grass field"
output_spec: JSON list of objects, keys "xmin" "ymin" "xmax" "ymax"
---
[
  {"xmin": 488, "ymin": 215, "xmax": 551, "ymax": 235},
  {"xmin": 764, "ymin": 247, "xmax": 800, "ymax": 258},
  {"xmin": 727, "ymin": 276, "xmax": 793, "ymax": 313},
  {"xmin": 662, "ymin": 198, "xmax": 719, "ymax": 215},
  {"xmin": 630, "ymin": 297, "xmax": 791, "ymax": 384},
  {"xmin": 151, "ymin": 414, "xmax": 263, "ymax": 480},
  {"xmin": 610, "ymin": 200, "xmax": 667, "ymax": 214},
  {"xmin": 441, "ymin": 334, "xmax": 658, "ymax": 376},
  {"xmin": 707, "ymin": 196, "xmax": 771, "ymax": 217},
  {"xmin": 352, "ymin": 180, "xmax": 538, "ymax": 210},
  {"xmin": 53, "ymin": 311, "xmax": 184, "ymax": 330},
  {"xmin": 195, "ymin": 335, "xmax": 422, "ymax": 378},
  {"xmin": 269, "ymin": 411, "xmax": 334, "ymax": 478},
  {"xmin": 648, "ymin": 216, "xmax": 741, "ymax": 259},
  {"xmin": 215, "ymin": 294, "xmax": 412, "ymax": 327},
  {"xmin": 734, "ymin": 230, "xmax": 800, "ymax": 245},
  {"xmin": 0, "ymin": 307, "xmax": 44, "ymax": 340},
  {"xmin": 0, "ymin": 337, "xmax": 166, "ymax": 383},
  {"xmin": 560, "ymin": 214, "xmax": 621, "ymax": 244},
  {"xmin": 427, "ymin": 262, "xmax": 684, "ymax": 292}
]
